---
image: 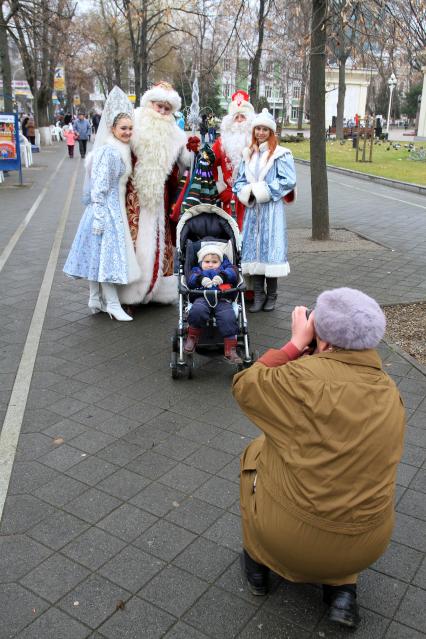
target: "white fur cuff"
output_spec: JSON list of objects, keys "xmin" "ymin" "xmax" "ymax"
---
[
  {"xmin": 238, "ymin": 184, "xmax": 253, "ymax": 207},
  {"xmin": 252, "ymin": 181, "xmax": 271, "ymax": 204}
]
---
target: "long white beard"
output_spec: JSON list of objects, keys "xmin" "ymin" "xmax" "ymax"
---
[
  {"xmin": 220, "ymin": 118, "xmax": 251, "ymax": 177},
  {"xmin": 131, "ymin": 107, "xmax": 185, "ymax": 211}
]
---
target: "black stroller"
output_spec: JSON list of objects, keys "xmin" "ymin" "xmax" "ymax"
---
[{"xmin": 170, "ymin": 204, "xmax": 255, "ymax": 379}]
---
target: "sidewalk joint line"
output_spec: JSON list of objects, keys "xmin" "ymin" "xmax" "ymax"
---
[{"xmin": 0, "ymin": 161, "xmax": 79, "ymax": 523}]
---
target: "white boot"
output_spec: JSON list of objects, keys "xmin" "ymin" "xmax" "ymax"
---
[
  {"xmin": 100, "ymin": 283, "xmax": 133, "ymax": 321},
  {"xmin": 88, "ymin": 281, "xmax": 102, "ymax": 314}
]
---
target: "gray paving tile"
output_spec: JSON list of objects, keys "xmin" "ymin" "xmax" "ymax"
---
[
  {"xmin": 358, "ymin": 569, "xmax": 407, "ymax": 617},
  {"xmin": 0, "ymin": 494, "xmax": 56, "ymax": 534},
  {"xmin": 263, "ymin": 581, "xmax": 325, "ymax": 631},
  {"xmin": 0, "ymin": 534, "xmax": 52, "ymax": 583},
  {"xmin": 385, "ymin": 621, "xmax": 426, "ymax": 638},
  {"xmin": 72, "ymin": 405, "xmax": 115, "ymax": 428},
  {"xmin": 397, "ymin": 462, "xmax": 419, "ymax": 487},
  {"xmin": 96, "ymin": 414, "xmax": 141, "ymax": 437},
  {"xmin": 64, "ymin": 487, "xmax": 122, "ymax": 524},
  {"xmin": 16, "ymin": 432, "xmax": 55, "ymax": 461},
  {"xmin": 173, "ymin": 536, "xmax": 237, "ymax": 582},
  {"xmin": 126, "ymin": 450, "xmax": 178, "ymax": 480},
  {"xmin": 397, "ymin": 488, "xmax": 426, "ymax": 521},
  {"xmin": 395, "ymin": 585, "xmax": 426, "ymax": 633},
  {"xmin": 97, "ymin": 468, "xmax": 151, "ymax": 500},
  {"xmin": 0, "ymin": 582, "xmax": 49, "ymax": 638},
  {"xmin": 62, "ymin": 525, "xmax": 127, "ymax": 570},
  {"xmin": 316, "ymin": 606, "xmax": 390, "ymax": 638},
  {"xmin": 160, "ymin": 463, "xmax": 211, "ymax": 494},
  {"xmin": 98, "ymin": 545, "xmax": 165, "ymax": 592},
  {"xmin": 58, "ymin": 574, "xmax": 130, "ymax": 629},
  {"xmin": 134, "ymin": 519, "xmax": 196, "ymax": 561},
  {"xmin": 140, "ymin": 564, "xmax": 208, "ymax": 617},
  {"xmin": 28, "ymin": 509, "xmax": 89, "ymax": 550},
  {"xmin": 183, "ymin": 585, "xmax": 257, "ymax": 639},
  {"xmin": 153, "ymin": 434, "xmax": 201, "ymax": 461},
  {"xmin": 372, "ymin": 541, "xmax": 424, "ymax": 582},
  {"xmin": 401, "ymin": 443, "xmax": 426, "ymax": 467},
  {"xmin": 96, "ymin": 439, "xmax": 145, "ymax": 466},
  {"xmin": 123, "ymin": 423, "xmax": 170, "ymax": 448},
  {"xmin": 166, "ymin": 496, "xmax": 222, "ymax": 535},
  {"xmin": 392, "ymin": 511, "xmax": 426, "ymax": 552},
  {"xmin": 32, "ymin": 473, "xmax": 88, "ymax": 507},
  {"xmin": 42, "ymin": 418, "xmax": 88, "ymax": 440},
  {"xmin": 49, "ymin": 397, "xmax": 90, "ymax": 417},
  {"xmin": 17, "ymin": 607, "xmax": 91, "ymax": 639},
  {"xmin": 163, "ymin": 622, "xmax": 209, "ymax": 639},
  {"xmin": 185, "ymin": 445, "xmax": 235, "ymax": 474},
  {"xmin": 413, "ymin": 555, "xmax": 426, "ymax": 589},
  {"xmin": 238, "ymin": 609, "xmax": 310, "ymax": 638},
  {"xmin": 39, "ymin": 443, "xmax": 86, "ymax": 471},
  {"xmin": 215, "ymin": 556, "xmax": 280, "ymax": 605},
  {"xmin": 409, "ymin": 468, "xmax": 426, "ymax": 493},
  {"xmin": 129, "ymin": 481, "xmax": 186, "ymax": 517},
  {"xmin": 69, "ymin": 429, "xmax": 116, "ymax": 454},
  {"xmin": 178, "ymin": 420, "xmax": 222, "ymax": 444},
  {"xmin": 65, "ymin": 456, "xmax": 119, "ymax": 486},
  {"xmin": 97, "ymin": 503, "xmax": 157, "ymax": 542},
  {"xmin": 20, "ymin": 552, "xmax": 90, "ymax": 603},
  {"xmin": 99, "ymin": 596, "xmax": 175, "ymax": 639},
  {"xmin": 203, "ymin": 511, "xmax": 242, "ymax": 552},
  {"xmin": 8, "ymin": 460, "xmax": 58, "ymax": 493},
  {"xmin": 194, "ymin": 475, "xmax": 239, "ymax": 509}
]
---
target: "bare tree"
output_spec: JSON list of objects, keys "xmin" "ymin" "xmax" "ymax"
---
[
  {"xmin": 0, "ymin": 1, "xmax": 18, "ymax": 111},
  {"xmin": 248, "ymin": 0, "xmax": 273, "ymax": 110},
  {"xmin": 310, "ymin": 0, "xmax": 329, "ymax": 240}
]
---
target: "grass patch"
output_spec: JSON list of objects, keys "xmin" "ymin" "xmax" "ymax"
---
[{"xmin": 284, "ymin": 139, "xmax": 426, "ymax": 185}]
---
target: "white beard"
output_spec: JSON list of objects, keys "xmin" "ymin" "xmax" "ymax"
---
[
  {"xmin": 220, "ymin": 115, "xmax": 252, "ymax": 176},
  {"xmin": 131, "ymin": 106, "xmax": 187, "ymax": 211}
]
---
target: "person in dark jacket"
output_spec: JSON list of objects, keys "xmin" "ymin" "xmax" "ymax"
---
[
  {"xmin": 73, "ymin": 113, "xmax": 91, "ymax": 158},
  {"xmin": 184, "ymin": 244, "xmax": 241, "ymax": 363}
]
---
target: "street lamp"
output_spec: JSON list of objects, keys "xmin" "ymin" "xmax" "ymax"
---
[{"xmin": 386, "ymin": 72, "xmax": 397, "ymax": 136}]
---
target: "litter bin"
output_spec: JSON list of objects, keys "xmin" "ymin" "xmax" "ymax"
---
[
  {"xmin": 296, "ymin": 131, "xmax": 304, "ymax": 139},
  {"xmin": 352, "ymin": 136, "xmax": 358, "ymax": 149}
]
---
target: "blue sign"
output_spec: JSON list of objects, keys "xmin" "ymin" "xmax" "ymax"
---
[{"xmin": 0, "ymin": 112, "xmax": 23, "ymax": 184}]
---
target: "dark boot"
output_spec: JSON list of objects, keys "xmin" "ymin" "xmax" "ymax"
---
[
  {"xmin": 224, "ymin": 337, "xmax": 243, "ymax": 364},
  {"xmin": 241, "ymin": 550, "xmax": 269, "ymax": 596},
  {"xmin": 323, "ymin": 584, "xmax": 360, "ymax": 629},
  {"xmin": 184, "ymin": 326, "xmax": 202, "ymax": 353},
  {"xmin": 263, "ymin": 277, "xmax": 278, "ymax": 312},
  {"xmin": 249, "ymin": 275, "xmax": 266, "ymax": 313}
]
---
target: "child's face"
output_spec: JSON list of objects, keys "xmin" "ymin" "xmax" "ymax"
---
[{"xmin": 201, "ymin": 254, "xmax": 221, "ymax": 270}]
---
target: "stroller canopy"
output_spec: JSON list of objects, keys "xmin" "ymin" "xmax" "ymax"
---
[{"xmin": 176, "ymin": 204, "xmax": 241, "ymax": 254}]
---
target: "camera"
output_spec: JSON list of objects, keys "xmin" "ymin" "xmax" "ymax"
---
[{"xmin": 305, "ymin": 309, "xmax": 317, "ymax": 350}]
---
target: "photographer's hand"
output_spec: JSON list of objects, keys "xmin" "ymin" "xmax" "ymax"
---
[{"xmin": 291, "ymin": 306, "xmax": 315, "ymax": 351}]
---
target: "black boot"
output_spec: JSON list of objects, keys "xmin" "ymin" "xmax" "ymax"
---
[
  {"xmin": 249, "ymin": 275, "xmax": 266, "ymax": 313},
  {"xmin": 323, "ymin": 584, "xmax": 360, "ymax": 629},
  {"xmin": 241, "ymin": 549, "xmax": 269, "ymax": 596},
  {"xmin": 263, "ymin": 277, "xmax": 278, "ymax": 312}
]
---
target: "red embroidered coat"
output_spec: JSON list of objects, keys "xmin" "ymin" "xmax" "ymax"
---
[{"xmin": 212, "ymin": 139, "xmax": 245, "ymax": 231}]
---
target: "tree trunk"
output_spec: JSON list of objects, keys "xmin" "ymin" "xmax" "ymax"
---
[
  {"xmin": 310, "ymin": 0, "xmax": 329, "ymax": 240},
  {"xmin": 297, "ymin": 50, "xmax": 308, "ymax": 130},
  {"xmin": 0, "ymin": 10, "xmax": 13, "ymax": 111},
  {"xmin": 249, "ymin": 0, "xmax": 267, "ymax": 110},
  {"xmin": 336, "ymin": 56, "xmax": 347, "ymax": 139}
]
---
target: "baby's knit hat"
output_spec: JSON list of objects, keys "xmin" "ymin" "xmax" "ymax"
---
[
  {"xmin": 314, "ymin": 287, "xmax": 386, "ymax": 350},
  {"xmin": 197, "ymin": 244, "xmax": 224, "ymax": 263}
]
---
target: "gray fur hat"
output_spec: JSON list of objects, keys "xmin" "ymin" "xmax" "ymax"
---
[{"xmin": 314, "ymin": 287, "xmax": 386, "ymax": 350}]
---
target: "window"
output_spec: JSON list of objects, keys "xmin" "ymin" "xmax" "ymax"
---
[
  {"xmin": 265, "ymin": 85, "xmax": 272, "ymax": 98},
  {"xmin": 223, "ymin": 83, "xmax": 230, "ymax": 98},
  {"xmin": 291, "ymin": 106, "xmax": 300, "ymax": 120},
  {"xmin": 266, "ymin": 61, "xmax": 274, "ymax": 74},
  {"xmin": 293, "ymin": 85, "xmax": 301, "ymax": 99},
  {"xmin": 223, "ymin": 58, "xmax": 231, "ymax": 72}
]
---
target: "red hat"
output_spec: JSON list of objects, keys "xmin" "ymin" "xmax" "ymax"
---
[{"xmin": 228, "ymin": 90, "xmax": 254, "ymax": 119}]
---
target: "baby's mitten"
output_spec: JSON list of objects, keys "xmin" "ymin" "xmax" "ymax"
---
[
  {"xmin": 211, "ymin": 275, "xmax": 223, "ymax": 287},
  {"xmin": 201, "ymin": 277, "xmax": 213, "ymax": 288}
]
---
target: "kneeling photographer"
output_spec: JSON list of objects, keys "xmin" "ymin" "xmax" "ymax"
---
[{"xmin": 233, "ymin": 287, "xmax": 406, "ymax": 629}]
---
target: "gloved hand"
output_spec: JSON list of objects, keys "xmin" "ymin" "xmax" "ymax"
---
[
  {"xmin": 211, "ymin": 275, "xmax": 223, "ymax": 287},
  {"xmin": 92, "ymin": 220, "xmax": 104, "ymax": 235},
  {"xmin": 201, "ymin": 277, "xmax": 213, "ymax": 288}
]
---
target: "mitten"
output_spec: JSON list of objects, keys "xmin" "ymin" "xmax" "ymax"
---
[
  {"xmin": 201, "ymin": 277, "xmax": 213, "ymax": 288},
  {"xmin": 211, "ymin": 275, "xmax": 223, "ymax": 287}
]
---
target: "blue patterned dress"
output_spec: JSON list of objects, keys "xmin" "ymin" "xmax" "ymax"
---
[
  {"xmin": 64, "ymin": 145, "xmax": 131, "ymax": 284},
  {"xmin": 233, "ymin": 144, "xmax": 296, "ymax": 277}
]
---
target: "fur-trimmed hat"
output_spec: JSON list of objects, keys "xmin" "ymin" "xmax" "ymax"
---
[
  {"xmin": 252, "ymin": 108, "xmax": 276, "ymax": 133},
  {"xmin": 314, "ymin": 287, "xmax": 386, "ymax": 350},
  {"xmin": 141, "ymin": 81, "xmax": 181, "ymax": 112},
  {"xmin": 197, "ymin": 244, "xmax": 224, "ymax": 263},
  {"xmin": 228, "ymin": 90, "xmax": 255, "ymax": 119}
]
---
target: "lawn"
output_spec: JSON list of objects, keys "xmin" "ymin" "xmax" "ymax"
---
[{"xmin": 284, "ymin": 139, "xmax": 426, "ymax": 185}]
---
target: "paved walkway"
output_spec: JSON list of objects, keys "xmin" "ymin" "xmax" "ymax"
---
[{"xmin": 0, "ymin": 142, "xmax": 425, "ymax": 638}]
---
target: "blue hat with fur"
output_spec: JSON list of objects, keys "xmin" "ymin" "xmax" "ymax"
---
[{"xmin": 314, "ymin": 287, "xmax": 386, "ymax": 350}]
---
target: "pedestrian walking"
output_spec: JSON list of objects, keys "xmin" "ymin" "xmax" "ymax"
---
[
  {"xmin": 25, "ymin": 116, "xmax": 36, "ymax": 145},
  {"xmin": 233, "ymin": 108, "xmax": 296, "ymax": 312},
  {"xmin": 200, "ymin": 114, "xmax": 208, "ymax": 145},
  {"xmin": 63, "ymin": 125, "xmax": 78, "ymax": 158},
  {"xmin": 234, "ymin": 288, "xmax": 405, "ymax": 630},
  {"xmin": 64, "ymin": 87, "xmax": 140, "ymax": 321},
  {"xmin": 73, "ymin": 112, "xmax": 91, "ymax": 159},
  {"xmin": 208, "ymin": 114, "xmax": 216, "ymax": 142},
  {"xmin": 92, "ymin": 111, "xmax": 101, "ymax": 134}
]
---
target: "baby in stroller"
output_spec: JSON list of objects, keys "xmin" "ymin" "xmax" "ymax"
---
[{"xmin": 184, "ymin": 244, "xmax": 242, "ymax": 364}]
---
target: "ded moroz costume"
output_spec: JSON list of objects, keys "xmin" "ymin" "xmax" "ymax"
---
[
  {"xmin": 119, "ymin": 82, "xmax": 196, "ymax": 306},
  {"xmin": 212, "ymin": 90, "xmax": 254, "ymax": 230}
]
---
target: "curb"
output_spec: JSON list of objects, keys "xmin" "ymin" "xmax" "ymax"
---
[
  {"xmin": 383, "ymin": 338, "xmax": 426, "ymax": 377},
  {"xmin": 294, "ymin": 158, "xmax": 426, "ymax": 196}
]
